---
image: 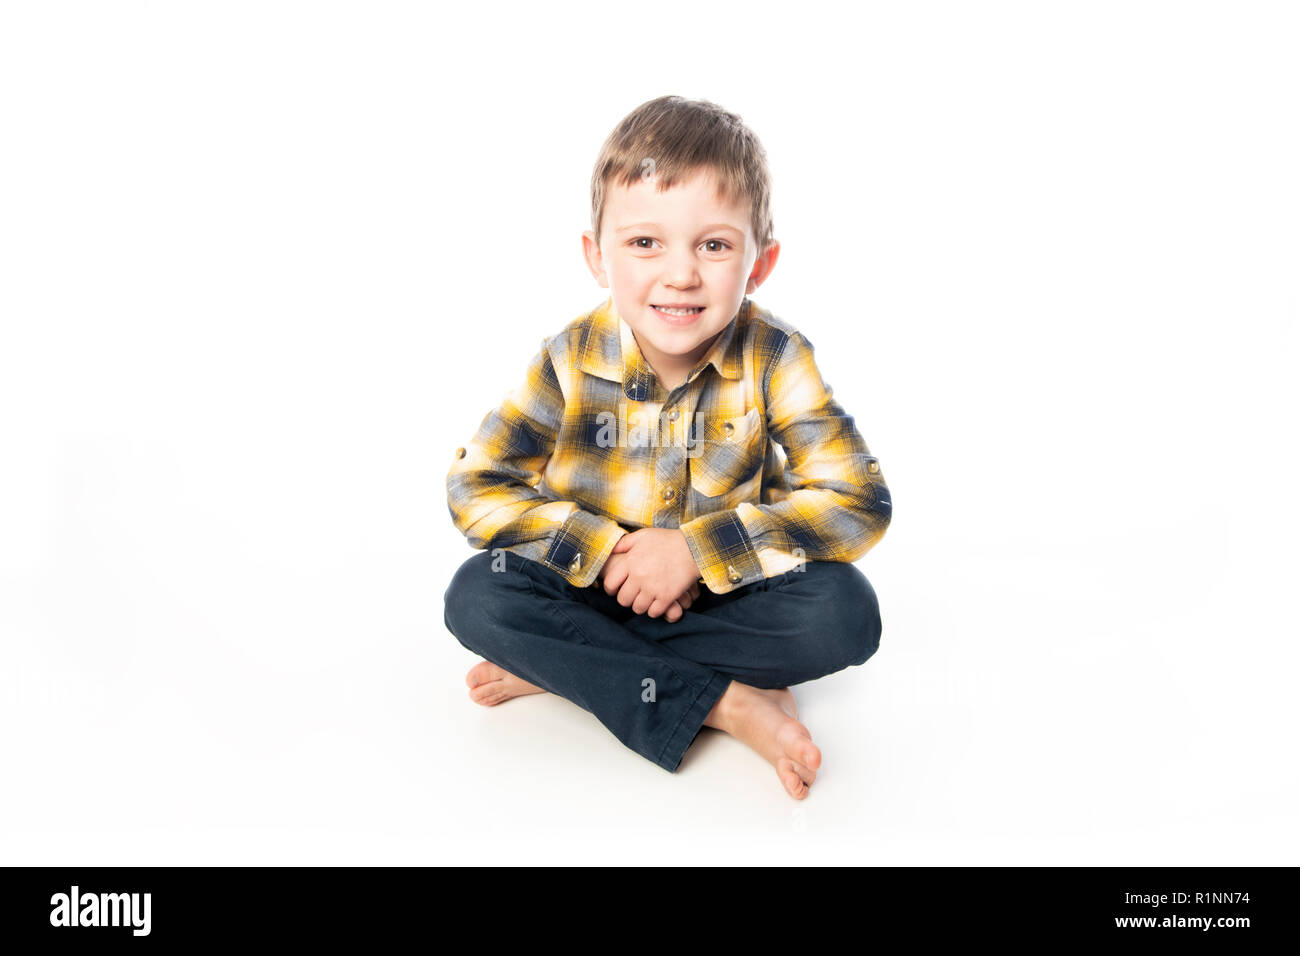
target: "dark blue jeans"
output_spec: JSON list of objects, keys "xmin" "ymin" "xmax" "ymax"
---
[{"xmin": 442, "ymin": 548, "xmax": 882, "ymax": 773}]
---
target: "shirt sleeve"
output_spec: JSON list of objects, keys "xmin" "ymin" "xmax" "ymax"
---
[
  {"xmin": 446, "ymin": 342, "xmax": 628, "ymax": 588},
  {"xmin": 678, "ymin": 330, "xmax": 892, "ymax": 594}
]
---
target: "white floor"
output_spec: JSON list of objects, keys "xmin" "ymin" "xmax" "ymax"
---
[{"xmin": 4, "ymin": 510, "xmax": 1293, "ymax": 866}]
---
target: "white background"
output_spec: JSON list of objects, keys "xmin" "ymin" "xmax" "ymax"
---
[{"xmin": 2, "ymin": 1, "xmax": 1296, "ymax": 865}]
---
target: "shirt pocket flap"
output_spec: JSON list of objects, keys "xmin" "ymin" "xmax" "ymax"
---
[{"xmin": 689, "ymin": 407, "xmax": 765, "ymax": 499}]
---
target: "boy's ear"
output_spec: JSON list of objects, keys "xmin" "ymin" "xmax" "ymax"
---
[
  {"xmin": 581, "ymin": 230, "xmax": 609, "ymax": 288},
  {"xmin": 745, "ymin": 239, "xmax": 781, "ymax": 294}
]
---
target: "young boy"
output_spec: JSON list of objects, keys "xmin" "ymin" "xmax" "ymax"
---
[{"xmin": 443, "ymin": 95, "xmax": 891, "ymax": 799}]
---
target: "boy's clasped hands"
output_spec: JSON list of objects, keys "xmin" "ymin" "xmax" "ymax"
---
[{"xmin": 597, "ymin": 527, "xmax": 702, "ymax": 623}]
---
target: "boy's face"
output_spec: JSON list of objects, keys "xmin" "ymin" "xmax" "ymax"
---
[{"xmin": 582, "ymin": 167, "xmax": 779, "ymax": 386}]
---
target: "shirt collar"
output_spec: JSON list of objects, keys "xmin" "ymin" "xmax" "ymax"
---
[{"xmin": 578, "ymin": 296, "xmax": 746, "ymax": 402}]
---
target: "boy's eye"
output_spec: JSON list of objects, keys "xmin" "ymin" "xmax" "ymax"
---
[{"xmin": 628, "ymin": 237, "xmax": 730, "ymax": 252}]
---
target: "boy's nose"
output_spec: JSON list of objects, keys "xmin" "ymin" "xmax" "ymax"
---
[{"xmin": 662, "ymin": 251, "xmax": 701, "ymax": 287}]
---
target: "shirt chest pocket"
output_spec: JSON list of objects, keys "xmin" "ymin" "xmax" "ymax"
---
[{"xmin": 688, "ymin": 407, "xmax": 765, "ymax": 500}]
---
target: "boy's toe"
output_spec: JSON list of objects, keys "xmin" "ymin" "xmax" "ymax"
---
[{"xmin": 777, "ymin": 759, "xmax": 809, "ymax": 798}]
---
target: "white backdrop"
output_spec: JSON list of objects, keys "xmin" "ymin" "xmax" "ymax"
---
[{"xmin": 2, "ymin": 0, "xmax": 1296, "ymax": 865}]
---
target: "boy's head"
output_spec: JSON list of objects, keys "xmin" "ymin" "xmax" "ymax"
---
[{"xmin": 582, "ymin": 95, "xmax": 780, "ymax": 383}]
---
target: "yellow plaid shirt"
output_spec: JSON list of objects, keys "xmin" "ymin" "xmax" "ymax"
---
[{"xmin": 446, "ymin": 295, "xmax": 891, "ymax": 595}]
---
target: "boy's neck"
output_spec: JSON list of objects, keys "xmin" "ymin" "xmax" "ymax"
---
[
  {"xmin": 649, "ymin": 360, "xmax": 690, "ymax": 393},
  {"xmin": 634, "ymin": 330, "xmax": 722, "ymax": 395}
]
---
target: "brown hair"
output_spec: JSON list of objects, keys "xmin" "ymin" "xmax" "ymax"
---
[{"xmin": 590, "ymin": 95, "xmax": 775, "ymax": 257}]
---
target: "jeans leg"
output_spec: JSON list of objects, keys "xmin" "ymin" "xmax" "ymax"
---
[
  {"xmin": 618, "ymin": 560, "xmax": 883, "ymax": 689},
  {"xmin": 442, "ymin": 549, "xmax": 731, "ymax": 773}
]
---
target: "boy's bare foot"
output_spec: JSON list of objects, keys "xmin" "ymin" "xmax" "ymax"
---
[
  {"xmin": 465, "ymin": 660, "xmax": 546, "ymax": 706},
  {"xmin": 704, "ymin": 682, "xmax": 821, "ymax": 800}
]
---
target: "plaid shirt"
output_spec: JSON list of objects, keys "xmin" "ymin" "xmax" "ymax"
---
[{"xmin": 446, "ymin": 295, "xmax": 891, "ymax": 595}]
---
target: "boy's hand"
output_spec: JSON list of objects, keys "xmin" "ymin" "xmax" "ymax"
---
[
  {"xmin": 601, "ymin": 555, "xmax": 698, "ymax": 621},
  {"xmin": 598, "ymin": 529, "xmax": 702, "ymax": 622}
]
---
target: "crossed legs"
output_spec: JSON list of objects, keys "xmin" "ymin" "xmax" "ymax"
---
[{"xmin": 443, "ymin": 548, "xmax": 882, "ymax": 798}]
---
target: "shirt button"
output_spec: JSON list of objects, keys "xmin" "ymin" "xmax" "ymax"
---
[
  {"xmin": 456, "ymin": 447, "xmax": 466, "ymax": 459},
  {"xmin": 867, "ymin": 460, "xmax": 880, "ymax": 473},
  {"xmin": 568, "ymin": 553, "xmax": 582, "ymax": 574},
  {"xmin": 726, "ymin": 564, "xmax": 742, "ymax": 584},
  {"xmin": 668, "ymin": 409, "xmax": 679, "ymax": 421},
  {"xmin": 662, "ymin": 487, "xmax": 675, "ymax": 501},
  {"xmin": 723, "ymin": 421, "xmax": 735, "ymax": 440}
]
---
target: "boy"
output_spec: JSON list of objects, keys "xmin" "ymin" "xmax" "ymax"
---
[{"xmin": 444, "ymin": 95, "xmax": 891, "ymax": 799}]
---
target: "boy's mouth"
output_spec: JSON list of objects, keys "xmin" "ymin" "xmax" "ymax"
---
[{"xmin": 651, "ymin": 304, "xmax": 705, "ymax": 325}]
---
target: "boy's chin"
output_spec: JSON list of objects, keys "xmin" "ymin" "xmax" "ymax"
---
[{"xmin": 640, "ymin": 327, "xmax": 709, "ymax": 352}]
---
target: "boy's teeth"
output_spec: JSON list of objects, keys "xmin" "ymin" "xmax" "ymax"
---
[{"xmin": 656, "ymin": 306, "xmax": 703, "ymax": 315}]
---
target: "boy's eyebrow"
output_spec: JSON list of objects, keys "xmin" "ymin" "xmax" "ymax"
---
[{"xmin": 615, "ymin": 221, "xmax": 745, "ymax": 236}]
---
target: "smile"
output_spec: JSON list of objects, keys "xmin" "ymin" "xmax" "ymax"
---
[{"xmin": 652, "ymin": 304, "xmax": 705, "ymax": 325}]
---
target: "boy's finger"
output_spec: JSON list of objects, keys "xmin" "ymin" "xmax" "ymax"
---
[
  {"xmin": 603, "ymin": 569, "xmax": 627, "ymax": 596},
  {"xmin": 602, "ymin": 560, "xmax": 629, "ymax": 595},
  {"xmin": 665, "ymin": 602, "xmax": 683, "ymax": 622},
  {"xmin": 632, "ymin": 591, "xmax": 654, "ymax": 615},
  {"xmin": 647, "ymin": 598, "xmax": 671, "ymax": 618}
]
